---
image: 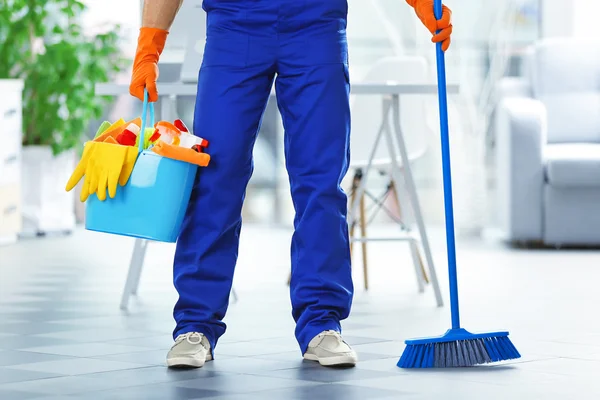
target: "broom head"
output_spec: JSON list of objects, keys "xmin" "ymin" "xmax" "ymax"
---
[{"xmin": 398, "ymin": 328, "xmax": 520, "ymax": 368}]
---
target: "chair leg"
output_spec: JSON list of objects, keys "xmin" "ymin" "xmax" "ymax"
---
[
  {"xmin": 349, "ymin": 171, "xmax": 360, "ymax": 258},
  {"xmin": 409, "ymin": 240, "xmax": 426, "ymax": 293},
  {"xmin": 388, "ymin": 179, "xmax": 403, "ymax": 223},
  {"xmin": 120, "ymin": 238, "xmax": 146, "ymax": 311},
  {"xmin": 130, "ymin": 240, "xmax": 148, "ymax": 295},
  {"xmin": 416, "ymin": 244, "xmax": 429, "ymax": 284},
  {"xmin": 230, "ymin": 287, "xmax": 239, "ymax": 303},
  {"xmin": 359, "ymin": 191, "xmax": 369, "ymax": 290}
]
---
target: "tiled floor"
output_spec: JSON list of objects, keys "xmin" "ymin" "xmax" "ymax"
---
[{"xmin": 1, "ymin": 224, "xmax": 600, "ymax": 399}]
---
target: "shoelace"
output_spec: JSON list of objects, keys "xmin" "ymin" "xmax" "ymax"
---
[
  {"xmin": 318, "ymin": 330, "xmax": 344, "ymax": 344},
  {"xmin": 173, "ymin": 332, "xmax": 206, "ymax": 348}
]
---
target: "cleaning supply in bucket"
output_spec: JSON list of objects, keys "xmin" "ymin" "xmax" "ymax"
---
[
  {"xmin": 94, "ymin": 117, "xmax": 141, "ymax": 143},
  {"xmin": 152, "ymin": 141, "xmax": 210, "ymax": 167},
  {"xmin": 66, "ymin": 140, "xmax": 139, "ymax": 202},
  {"xmin": 66, "ymin": 91, "xmax": 210, "ymax": 204},
  {"xmin": 94, "ymin": 121, "xmax": 113, "ymax": 139},
  {"xmin": 397, "ymin": 0, "xmax": 520, "ymax": 369},
  {"xmin": 116, "ymin": 123, "xmax": 141, "ymax": 146},
  {"xmin": 78, "ymin": 90, "xmax": 210, "ymax": 242},
  {"xmin": 154, "ymin": 121, "xmax": 181, "ymax": 146}
]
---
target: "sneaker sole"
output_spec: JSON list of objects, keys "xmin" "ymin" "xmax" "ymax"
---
[
  {"xmin": 303, "ymin": 353, "xmax": 357, "ymax": 367},
  {"xmin": 166, "ymin": 354, "xmax": 212, "ymax": 369}
]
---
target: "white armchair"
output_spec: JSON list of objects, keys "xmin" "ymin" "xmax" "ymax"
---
[{"xmin": 495, "ymin": 38, "xmax": 600, "ymax": 246}]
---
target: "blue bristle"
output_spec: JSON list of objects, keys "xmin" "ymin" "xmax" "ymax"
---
[
  {"xmin": 414, "ymin": 345, "xmax": 423, "ymax": 368},
  {"xmin": 424, "ymin": 344, "xmax": 434, "ymax": 368},
  {"xmin": 484, "ymin": 337, "xmax": 499, "ymax": 362},
  {"xmin": 418, "ymin": 345, "xmax": 426, "ymax": 368},
  {"xmin": 408, "ymin": 344, "xmax": 418, "ymax": 367},
  {"xmin": 504, "ymin": 337, "xmax": 522, "ymax": 359},
  {"xmin": 398, "ymin": 333, "xmax": 520, "ymax": 368},
  {"xmin": 397, "ymin": 345, "xmax": 413, "ymax": 368},
  {"xmin": 497, "ymin": 337, "xmax": 510, "ymax": 359},
  {"xmin": 500, "ymin": 336, "xmax": 520, "ymax": 359}
]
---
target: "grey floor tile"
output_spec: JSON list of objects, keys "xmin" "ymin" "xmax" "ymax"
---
[
  {"xmin": 252, "ymin": 351, "xmax": 303, "ymax": 362},
  {"xmin": 352, "ymin": 341, "xmax": 406, "ymax": 357},
  {"xmin": 517, "ymin": 357, "xmax": 600, "ymax": 378},
  {"xmin": 0, "ymin": 389, "xmax": 42, "ymax": 400},
  {"xmin": 32, "ymin": 329, "xmax": 154, "ymax": 342},
  {"xmin": 105, "ymin": 335, "xmax": 174, "ymax": 349},
  {"xmin": 23, "ymin": 343, "xmax": 154, "ymax": 357},
  {"xmin": 355, "ymin": 352, "xmax": 400, "ymax": 362},
  {"xmin": 7, "ymin": 358, "xmax": 148, "ymax": 375},
  {"xmin": 0, "ymin": 350, "xmax": 76, "ymax": 367},
  {"xmin": 201, "ymin": 357, "xmax": 305, "ymax": 373},
  {"xmin": 0, "ymin": 367, "xmax": 64, "ymax": 384},
  {"xmin": 339, "ymin": 374, "xmax": 507, "ymax": 395},
  {"xmin": 0, "ymin": 375, "xmax": 133, "ymax": 395},
  {"xmin": 85, "ymin": 365, "xmax": 236, "ymax": 386},
  {"xmin": 91, "ymin": 349, "xmax": 168, "ymax": 366},
  {"xmin": 356, "ymin": 357, "xmax": 406, "ymax": 372},
  {"xmin": 246, "ymin": 365, "xmax": 401, "ymax": 383},
  {"xmin": 175, "ymin": 374, "xmax": 319, "ymax": 393},
  {"xmin": 79, "ymin": 383, "xmax": 224, "ymax": 400},
  {"xmin": 0, "ymin": 336, "xmax": 73, "ymax": 350},
  {"xmin": 242, "ymin": 336, "xmax": 299, "ymax": 348},
  {"xmin": 191, "ymin": 394, "xmax": 281, "ymax": 400},
  {"xmin": 249, "ymin": 383, "xmax": 408, "ymax": 400},
  {"xmin": 1, "ymin": 311, "xmax": 108, "ymax": 322},
  {"xmin": 339, "ymin": 336, "xmax": 394, "ymax": 346},
  {"xmin": 215, "ymin": 342, "xmax": 293, "ymax": 357},
  {"xmin": 404, "ymin": 365, "xmax": 565, "ymax": 386}
]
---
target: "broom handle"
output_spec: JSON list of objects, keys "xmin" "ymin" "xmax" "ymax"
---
[{"xmin": 433, "ymin": 0, "xmax": 460, "ymax": 329}]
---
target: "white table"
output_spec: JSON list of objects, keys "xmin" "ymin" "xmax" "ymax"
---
[
  {"xmin": 96, "ymin": 81, "xmax": 459, "ymax": 310},
  {"xmin": 96, "ymin": 82, "xmax": 458, "ymax": 96}
]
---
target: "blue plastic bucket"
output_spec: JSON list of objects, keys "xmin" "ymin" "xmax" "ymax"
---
[{"xmin": 85, "ymin": 93, "xmax": 198, "ymax": 243}]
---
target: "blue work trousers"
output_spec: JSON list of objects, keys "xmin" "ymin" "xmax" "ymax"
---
[{"xmin": 173, "ymin": 0, "xmax": 353, "ymax": 355}]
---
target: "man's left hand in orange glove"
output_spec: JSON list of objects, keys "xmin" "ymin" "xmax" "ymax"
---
[{"xmin": 406, "ymin": 0, "xmax": 453, "ymax": 52}]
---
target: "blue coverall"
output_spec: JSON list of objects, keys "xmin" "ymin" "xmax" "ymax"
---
[{"xmin": 173, "ymin": 0, "xmax": 354, "ymax": 355}]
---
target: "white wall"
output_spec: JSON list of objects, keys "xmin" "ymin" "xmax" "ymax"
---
[
  {"xmin": 540, "ymin": 0, "xmax": 573, "ymax": 38},
  {"xmin": 540, "ymin": 0, "xmax": 600, "ymax": 38},
  {"xmin": 571, "ymin": 0, "xmax": 600, "ymax": 38}
]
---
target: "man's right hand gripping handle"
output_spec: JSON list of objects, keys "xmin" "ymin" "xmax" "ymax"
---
[{"xmin": 129, "ymin": 28, "xmax": 168, "ymax": 102}]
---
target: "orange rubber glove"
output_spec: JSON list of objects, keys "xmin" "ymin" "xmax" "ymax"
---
[
  {"xmin": 406, "ymin": 0, "xmax": 453, "ymax": 52},
  {"xmin": 129, "ymin": 28, "xmax": 168, "ymax": 102},
  {"xmin": 152, "ymin": 141, "xmax": 211, "ymax": 167}
]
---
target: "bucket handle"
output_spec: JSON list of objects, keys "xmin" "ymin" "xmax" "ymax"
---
[{"xmin": 139, "ymin": 89, "xmax": 155, "ymax": 153}]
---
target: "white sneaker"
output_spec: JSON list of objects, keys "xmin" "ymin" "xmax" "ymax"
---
[
  {"xmin": 303, "ymin": 330, "xmax": 358, "ymax": 367},
  {"xmin": 166, "ymin": 332, "xmax": 212, "ymax": 368}
]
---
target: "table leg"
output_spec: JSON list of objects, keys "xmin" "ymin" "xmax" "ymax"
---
[{"xmin": 389, "ymin": 95, "xmax": 443, "ymax": 307}]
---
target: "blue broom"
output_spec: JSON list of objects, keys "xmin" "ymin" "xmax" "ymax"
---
[{"xmin": 397, "ymin": 0, "xmax": 521, "ymax": 368}]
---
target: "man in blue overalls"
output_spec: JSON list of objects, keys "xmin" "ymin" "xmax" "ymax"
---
[{"xmin": 130, "ymin": 0, "xmax": 452, "ymax": 368}]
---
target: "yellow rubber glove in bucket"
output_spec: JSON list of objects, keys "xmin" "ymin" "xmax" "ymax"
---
[{"xmin": 66, "ymin": 142, "xmax": 139, "ymax": 202}]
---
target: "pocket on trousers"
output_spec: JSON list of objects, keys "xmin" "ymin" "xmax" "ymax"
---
[
  {"xmin": 201, "ymin": 34, "xmax": 249, "ymax": 68},
  {"xmin": 299, "ymin": 31, "xmax": 349, "ymax": 66}
]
